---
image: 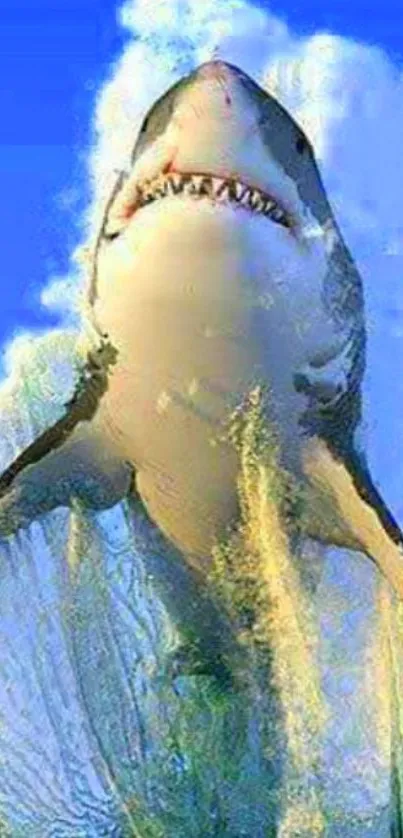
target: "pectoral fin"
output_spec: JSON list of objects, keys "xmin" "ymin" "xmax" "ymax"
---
[
  {"xmin": 0, "ymin": 341, "xmax": 133, "ymax": 537},
  {"xmin": 300, "ymin": 436, "xmax": 403, "ymax": 598}
]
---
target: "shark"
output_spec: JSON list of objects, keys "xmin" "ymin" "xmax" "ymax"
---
[{"xmin": 0, "ymin": 59, "xmax": 402, "ymax": 677}]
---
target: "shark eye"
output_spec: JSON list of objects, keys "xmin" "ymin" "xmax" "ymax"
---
[
  {"xmin": 103, "ymin": 230, "xmax": 120, "ymax": 242},
  {"xmin": 296, "ymin": 135, "xmax": 307, "ymax": 154}
]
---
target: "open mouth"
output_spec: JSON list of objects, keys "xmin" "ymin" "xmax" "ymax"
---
[{"xmin": 103, "ymin": 170, "xmax": 293, "ymax": 241}]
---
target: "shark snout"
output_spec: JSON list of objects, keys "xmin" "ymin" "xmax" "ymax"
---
[
  {"xmin": 192, "ymin": 60, "xmax": 242, "ymax": 88},
  {"xmin": 174, "ymin": 61, "xmax": 247, "ymax": 127},
  {"xmin": 167, "ymin": 61, "xmax": 259, "ymax": 167}
]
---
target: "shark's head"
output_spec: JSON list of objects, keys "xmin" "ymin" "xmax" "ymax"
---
[
  {"xmin": 102, "ymin": 60, "xmax": 334, "ymax": 240},
  {"xmin": 94, "ymin": 61, "xmax": 364, "ymax": 373}
]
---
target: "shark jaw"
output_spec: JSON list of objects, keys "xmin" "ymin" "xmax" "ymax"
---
[{"xmin": 102, "ymin": 168, "xmax": 293, "ymax": 241}]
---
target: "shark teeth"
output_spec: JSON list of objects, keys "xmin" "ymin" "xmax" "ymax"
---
[{"xmin": 136, "ymin": 172, "xmax": 291, "ymax": 228}]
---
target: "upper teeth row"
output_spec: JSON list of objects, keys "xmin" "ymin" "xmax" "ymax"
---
[{"xmin": 137, "ymin": 173, "xmax": 290, "ymax": 227}]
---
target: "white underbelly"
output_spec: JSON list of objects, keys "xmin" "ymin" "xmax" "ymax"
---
[{"xmin": 94, "ymin": 200, "xmax": 309, "ymax": 560}]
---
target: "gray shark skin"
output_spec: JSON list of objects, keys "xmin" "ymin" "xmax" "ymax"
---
[{"xmin": 0, "ymin": 60, "xmax": 402, "ymax": 670}]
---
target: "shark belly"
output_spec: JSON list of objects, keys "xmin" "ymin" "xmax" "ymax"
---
[{"xmin": 94, "ymin": 201, "xmax": 306, "ymax": 566}]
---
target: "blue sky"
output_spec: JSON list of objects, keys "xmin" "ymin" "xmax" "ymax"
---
[
  {"xmin": 0, "ymin": 0, "xmax": 127, "ymax": 352},
  {"xmin": 1, "ymin": 0, "xmax": 402, "ymax": 358},
  {"xmin": 269, "ymin": 0, "xmax": 403, "ymax": 59}
]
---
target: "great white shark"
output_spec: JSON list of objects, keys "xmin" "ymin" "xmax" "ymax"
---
[{"xmin": 0, "ymin": 60, "xmax": 402, "ymax": 675}]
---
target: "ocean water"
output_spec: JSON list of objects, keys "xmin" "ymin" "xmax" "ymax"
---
[{"xmin": 0, "ymin": 329, "xmax": 397, "ymax": 836}]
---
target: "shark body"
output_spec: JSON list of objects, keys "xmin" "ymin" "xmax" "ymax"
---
[{"xmin": 0, "ymin": 60, "xmax": 402, "ymax": 665}]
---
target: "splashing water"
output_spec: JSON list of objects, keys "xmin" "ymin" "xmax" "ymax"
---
[
  {"xmin": 210, "ymin": 385, "xmax": 327, "ymax": 835},
  {"xmin": 0, "ymin": 334, "xmax": 327, "ymax": 836}
]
